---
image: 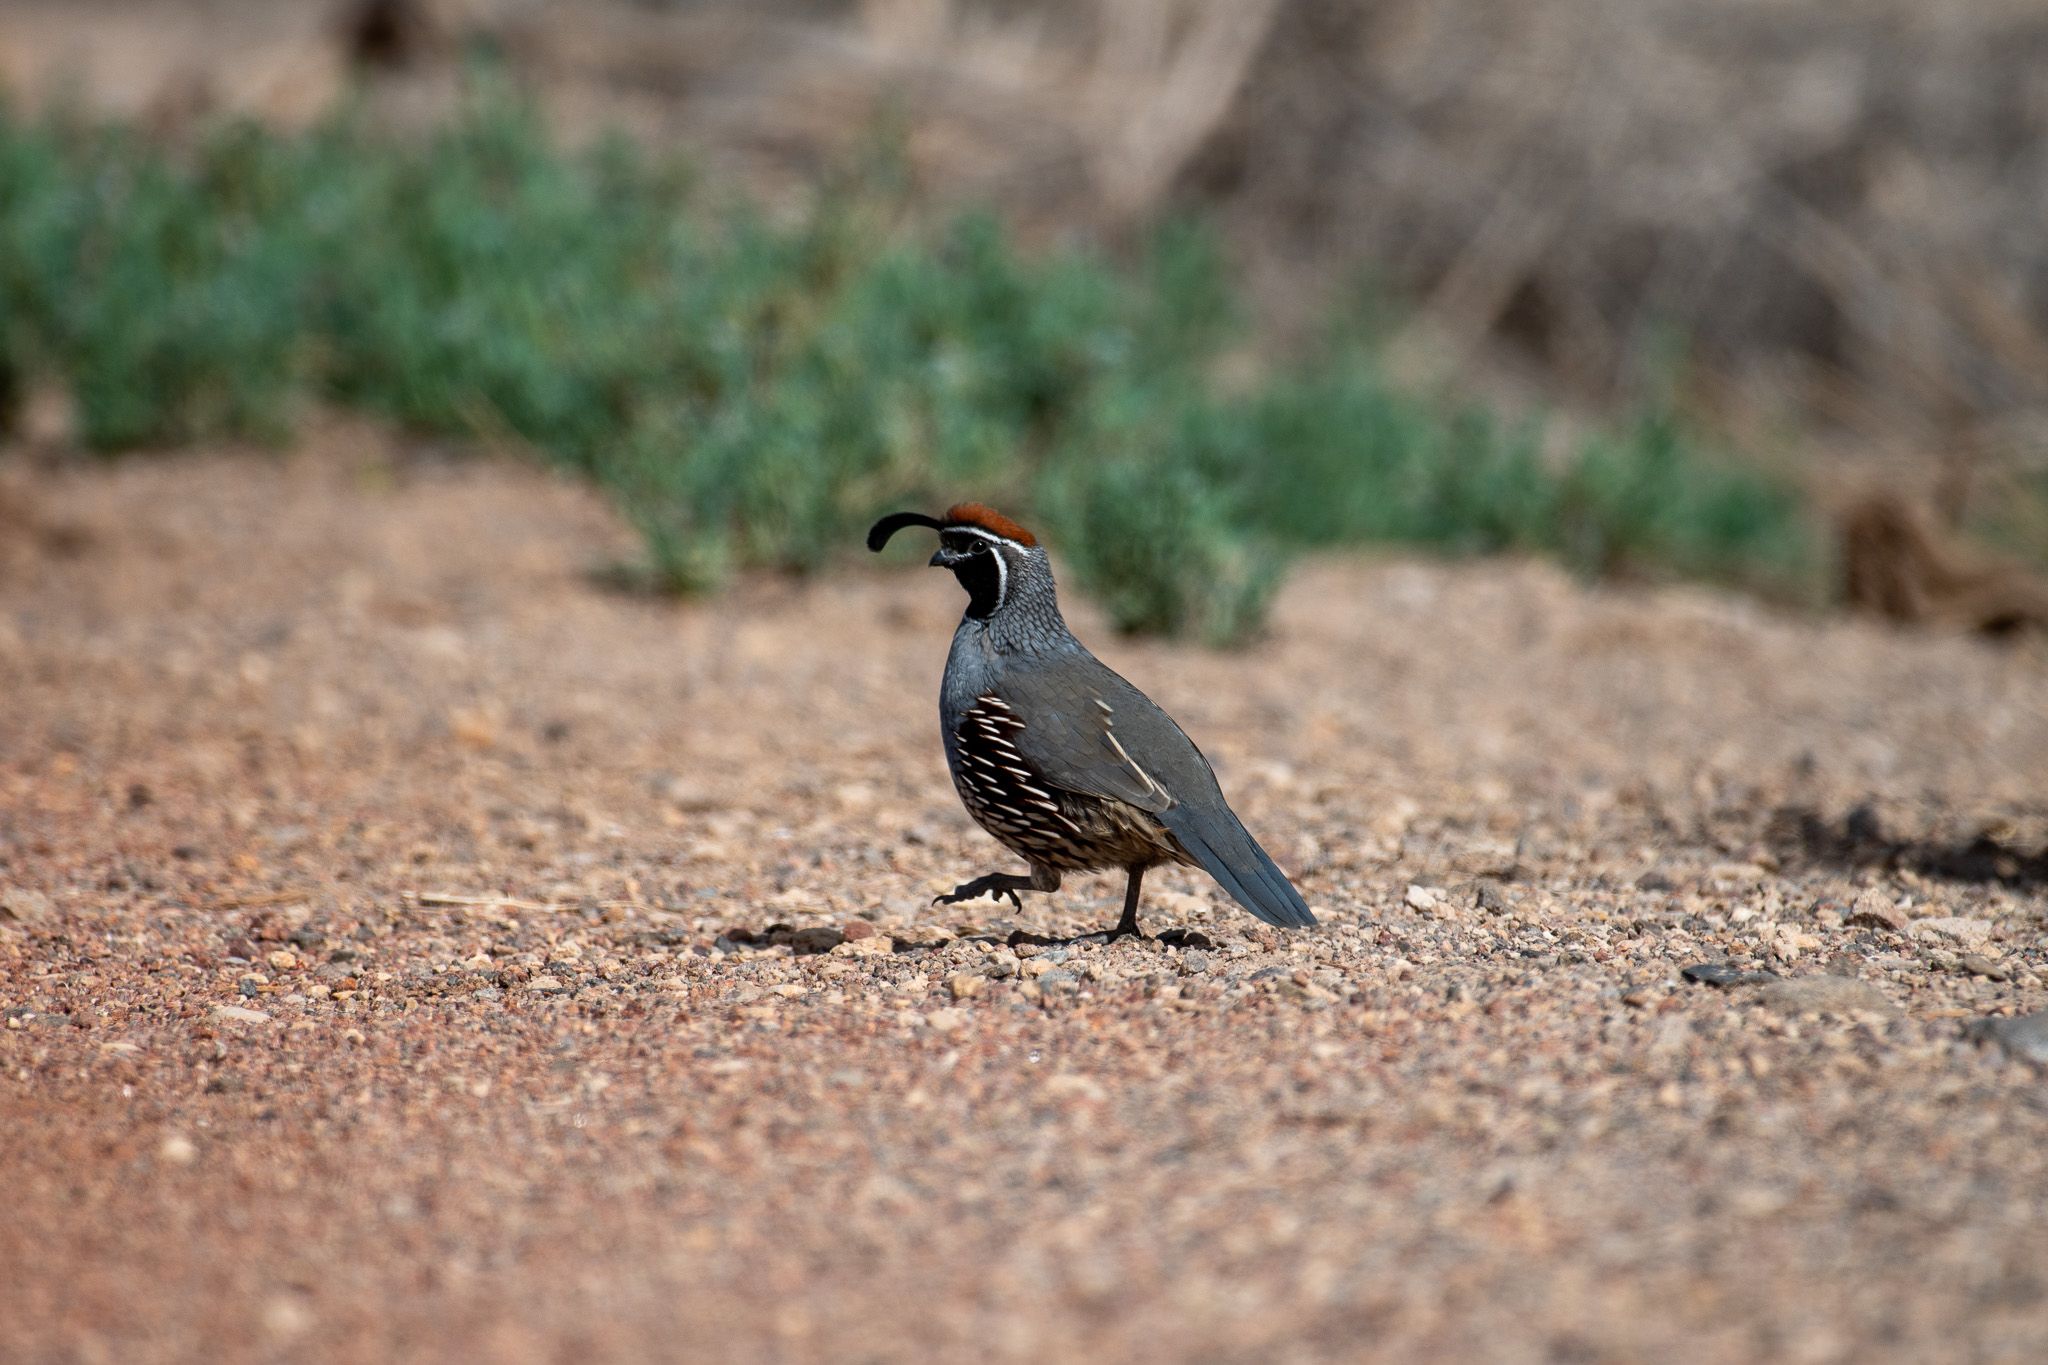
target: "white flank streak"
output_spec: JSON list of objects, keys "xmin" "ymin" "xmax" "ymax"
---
[{"xmin": 1104, "ymin": 730, "xmax": 1164, "ymax": 799}]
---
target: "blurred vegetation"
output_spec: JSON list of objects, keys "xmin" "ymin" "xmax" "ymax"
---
[{"xmin": 0, "ymin": 84, "xmax": 1819, "ymax": 642}]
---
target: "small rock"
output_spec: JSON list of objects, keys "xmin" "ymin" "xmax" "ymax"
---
[
  {"xmin": 1473, "ymin": 880, "xmax": 1509, "ymax": 914},
  {"xmin": 0, "ymin": 888, "xmax": 54, "ymax": 924},
  {"xmin": 842, "ymin": 919, "xmax": 878, "ymax": 942},
  {"xmin": 1182, "ymin": 951, "xmax": 1211, "ymax": 974},
  {"xmin": 1844, "ymin": 891, "xmax": 1906, "ymax": 933},
  {"xmin": 1911, "ymin": 917, "xmax": 1993, "ymax": 951},
  {"xmin": 787, "ymin": 926, "xmax": 844, "ymax": 955},
  {"xmin": 1758, "ymin": 975, "xmax": 1897, "ymax": 1018},
  {"xmin": 525, "ymin": 975, "xmax": 566, "ymax": 993},
  {"xmin": 1958, "ymin": 954, "xmax": 2011, "ymax": 981},
  {"xmin": 1680, "ymin": 962, "xmax": 1775, "ymax": 988},
  {"xmin": 267, "ymin": 950, "xmax": 298, "ymax": 971},
  {"xmin": 1635, "ymin": 870, "xmax": 1676, "ymax": 893},
  {"xmin": 925, "ymin": 1007, "xmax": 969, "ymax": 1033},
  {"xmin": 1967, "ymin": 1013, "xmax": 2048, "ymax": 1065},
  {"xmin": 1044, "ymin": 1073, "xmax": 1106, "ymax": 1102},
  {"xmin": 212, "ymin": 1004, "xmax": 272, "ymax": 1024},
  {"xmin": 1706, "ymin": 861, "xmax": 1768, "ymax": 885},
  {"xmin": 946, "ymin": 973, "xmax": 984, "ymax": 1000},
  {"xmin": 1404, "ymin": 884, "xmax": 1443, "ymax": 913},
  {"xmin": 832, "ymin": 934, "xmax": 893, "ymax": 958},
  {"xmin": 159, "ymin": 1133, "xmax": 198, "ymax": 1166},
  {"xmin": 261, "ymin": 1294, "xmax": 314, "ymax": 1340}
]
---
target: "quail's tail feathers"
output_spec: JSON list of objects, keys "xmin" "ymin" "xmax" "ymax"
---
[{"xmin": 1159, "ymin": 804, "xmax": 1317, "ymax": 929}]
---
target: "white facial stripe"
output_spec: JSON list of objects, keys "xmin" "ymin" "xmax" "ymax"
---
[
  {"xmin": 946, "ymin": 526, "xmax": 1018, "ymax": 549},
  {"xmin": 946, "ymin": 525, "xmax": 1012, "ymax": 615}
]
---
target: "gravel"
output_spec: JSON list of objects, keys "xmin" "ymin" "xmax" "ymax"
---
[{"xmin": 1, "ymin": 436, "xmax": 2045, "ymax": 1362}]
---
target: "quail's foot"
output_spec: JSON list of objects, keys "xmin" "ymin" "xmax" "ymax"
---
[{"xmin": 934, "ymin": 873, "xmax": 1033, "ymax": 910}]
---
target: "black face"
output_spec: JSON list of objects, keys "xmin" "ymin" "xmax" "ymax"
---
[{"xmin": 932, "ymin": 530, "xmax": 1006, "ymax": 619}]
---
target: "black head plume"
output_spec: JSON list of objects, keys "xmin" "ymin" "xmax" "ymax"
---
[{"xmin": 867, "ymin": 511, "xmax": 945, "ymax": 552}]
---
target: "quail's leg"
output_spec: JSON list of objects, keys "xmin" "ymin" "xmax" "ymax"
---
[
  {"xmin": 935, "ymin": 866, "xmax": 1060, "ymax": 911},
  {"xmin": 1104, "ymin": 865, "xmax": 1148, "ymax": 942}
]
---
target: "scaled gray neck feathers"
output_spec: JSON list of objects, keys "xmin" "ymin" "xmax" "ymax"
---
[{"xmin": 970, "ymin": 545, "xmax": 1073, "ymax": 655}]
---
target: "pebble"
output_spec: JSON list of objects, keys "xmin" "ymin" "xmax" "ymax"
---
[
  {"xmin": 1910, "ymin": 917, "xmax": 1993, "ymax": 951},
  {"xmin": 946, "ymin": 973, "xmax": 984, "ymax": 1000},
  {"xmin": 212, "ymin": 1005, "xmax": 273, "ymax": 1024},
  {"xmin": 1757, "ymin": 975, "xmax": 1898, "ymax": 1018},
  {"xmin": 925, "ymin": 1007, "xmax": 969, "ymax": 1033},
  {"xmin": 1958, "ymin": 954, "xmax": 2011, "ymax": 981},
  {"xmin": 1, "ymin": 888, "xmax": 55, "ymax": 924},
  {"xmin": 1405, "ymin": 884, "xmax": 1443, "ymax": 912},
  {"xmin": 158, "ymin": 1133, "xmax": 198, "ymax": 1166},
  {"xmin": 842, "ymin": 919, "xmax": 878, "ymax": 941},
  {"xmin": 788, "ymin": 927, "xmax": 844, "ymax": 955},
  {"xmin": 1844, "ymin": 891, "xmax": 1906, "ymax": 933}
]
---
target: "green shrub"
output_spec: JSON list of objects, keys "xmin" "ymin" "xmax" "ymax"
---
[{"xmin": 0, "ymin": 84, "xmax": 1821, "ymax": 642}]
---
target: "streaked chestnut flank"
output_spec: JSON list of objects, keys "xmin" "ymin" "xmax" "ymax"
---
[{"xmin": 867, "ymin": 503, "xmax": 1315, "ymax": 940}]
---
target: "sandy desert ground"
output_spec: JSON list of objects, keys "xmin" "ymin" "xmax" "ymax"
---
[{"xmin": 2, "ymin": 429, "xmax": 2046, "ymax": 1362}]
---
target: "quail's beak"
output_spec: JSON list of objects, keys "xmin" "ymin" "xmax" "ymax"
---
[{"xmin": 929, "ymin": 547, "xmax": 960, "ymax": 569}]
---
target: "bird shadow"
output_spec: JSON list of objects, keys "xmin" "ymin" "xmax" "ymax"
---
[
  {"xmin": 999, "ymin": 927, "xmax": 1217, "ymax": 951},
  {"xmin": 708, "ymin": 923, "xmax": 851, "ymax": 955},
  {"xmin": 1762, "ymin": 803, "xmax": 2048, "ymax": 890},
  {"xmin": 705, "ymin": 922, "xmax": 1217, "ymax": 956}
]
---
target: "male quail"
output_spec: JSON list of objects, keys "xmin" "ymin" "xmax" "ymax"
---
[{"xmin": 869, "ymin": 503, "xmax": 1316, "ymax": 939}]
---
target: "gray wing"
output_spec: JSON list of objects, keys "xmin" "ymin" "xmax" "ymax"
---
[
  {"xmin": 996, "ymin": 655, "xmax": 1174, "ymax": 814},
  {"xmin": 999, "ymin": 652, "xmax": 1317, "ymax": 929}
]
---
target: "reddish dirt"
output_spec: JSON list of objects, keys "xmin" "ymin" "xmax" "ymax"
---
[{"xmin": 3, "ymin": 428, "xmax": 2046, "ymax": 1362}]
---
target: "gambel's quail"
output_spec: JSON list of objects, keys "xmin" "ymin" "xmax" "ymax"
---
[{"xmin": 868, "ymin": 503, "xmax": 1316, "ymax": 939}]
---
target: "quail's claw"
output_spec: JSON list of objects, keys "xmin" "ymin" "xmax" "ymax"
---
[{"xmin": 936, "ymin": 873, "xmax": 1035, "ymax": 912}]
